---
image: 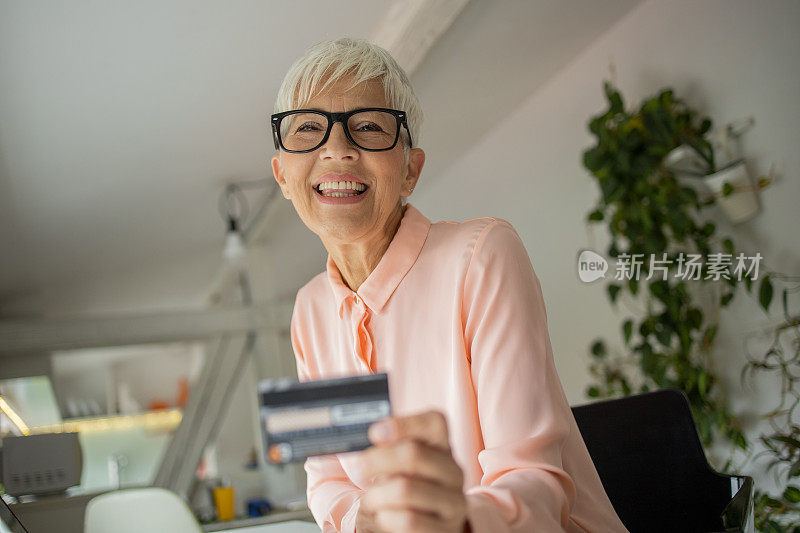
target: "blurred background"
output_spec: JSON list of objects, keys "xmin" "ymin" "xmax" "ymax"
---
[{"xmin": 0, "ymin": 1, "xmax": 798, "ymax": 531}]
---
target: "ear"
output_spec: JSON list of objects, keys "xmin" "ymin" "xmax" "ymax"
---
[
  {"xmin": 271, "ymin": 154, "xmax": 291, "ymax": 200},
  {"xmin": 401, "ymin": 148, "xmax": 425, "ymax": 198}
]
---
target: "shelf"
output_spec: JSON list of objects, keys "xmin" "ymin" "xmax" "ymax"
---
[
  {"xmin": 201, "ymin": 507, "xmax": 314, "ymax": 532},
  {"xmin": 27, "ymin": 409, "xmax": 182, "ymax": 435}
]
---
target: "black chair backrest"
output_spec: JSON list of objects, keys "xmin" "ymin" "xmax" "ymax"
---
[{"xmin": 571, "ymin": 389, "xmax": 738, "ymax": 533}]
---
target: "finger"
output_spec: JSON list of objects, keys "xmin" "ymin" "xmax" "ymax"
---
[
  {"xmin": 374, "ymin": 508, "xmax": 452, "ymax": 533},
  {"xmin": 362, "ymin": 474, "xmax": 466, "ymax": 523},
  {"xmin": 355, "ymin": 506, "xmax": 382, "ymax": 533},
  {"xmin": 369, "ymin": 410, "xmax": 451, "ymax": 452},
  {"xmin": 359, "ymin": 438, "xmax": 464, "ymax": 489}
]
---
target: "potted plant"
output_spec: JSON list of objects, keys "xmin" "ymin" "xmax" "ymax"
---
[{"xmin": 663, "ymin": 119, "xmax": 762, "ymax": 224}]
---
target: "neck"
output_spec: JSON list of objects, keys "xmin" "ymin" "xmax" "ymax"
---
[{"xmin": 325, "ymin": 203, "xmax": 407, "ymax": 292}]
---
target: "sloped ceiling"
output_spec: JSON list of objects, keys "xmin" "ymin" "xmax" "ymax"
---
[
  {"xmin": 0, "ymin": 1, "xmax": 393, "ymax": 302},
  {"xmin": 0, "ymin": 0, "xmax": 642, "ymax": 315}
]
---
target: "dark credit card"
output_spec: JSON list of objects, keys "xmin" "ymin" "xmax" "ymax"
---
[{"xmin": 258, "ymin": 372, "xmax": 391, "ymax": 464}]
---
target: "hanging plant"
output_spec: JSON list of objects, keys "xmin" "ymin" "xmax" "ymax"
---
[
  {"xmin": 582, "ymin": 81, "xmax": 751, "ymax": 450},
  {"xmin": 581, "ymin": 81, "xmax": 794, "ymax": 529}
]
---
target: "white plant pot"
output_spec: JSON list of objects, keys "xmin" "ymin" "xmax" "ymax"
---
[
  {"xmin": 701, "ymin": 159, "xmax": 760, "ymax": 224},
  {"xmin": 664, "ymin": 145, "xmax": 706, "ymax": 175}
]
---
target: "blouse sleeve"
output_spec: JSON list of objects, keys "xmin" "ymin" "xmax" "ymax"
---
[
  {"xmin": 290, "ymin": 303, "xmax": 364, "ymax": 533},
  {"xmin": 461, "ymin": 220, "xmax": 578, "ymax": 532}
]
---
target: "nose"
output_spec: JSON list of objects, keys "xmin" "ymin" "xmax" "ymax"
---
[{"xmin": 320, "ymin": 121, "xmax": 359, "ymax": 160}]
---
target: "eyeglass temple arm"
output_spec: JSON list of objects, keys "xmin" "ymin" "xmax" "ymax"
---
[{"xmin": 271, "ymin": 121, "xmax": 280, "ymax": 150}]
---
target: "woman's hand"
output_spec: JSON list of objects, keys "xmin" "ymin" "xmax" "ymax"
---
[{"xmin": 354, "ymin": 410, "xmax": 469, "ymax": 533}]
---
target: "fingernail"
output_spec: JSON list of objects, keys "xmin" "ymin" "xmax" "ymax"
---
[{"xmin": 369, "ymin": 419, "xmax": 395, "ymax": 442}]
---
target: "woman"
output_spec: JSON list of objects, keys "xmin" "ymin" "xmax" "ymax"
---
[{"xmin": 270, "ymin": 37, "xmax": 628, "ymax": 533}]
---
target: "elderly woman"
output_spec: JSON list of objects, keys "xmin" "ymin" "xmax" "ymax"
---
[{"xmin": 270, "ymin": 38, "xmax": 628, "ymax": 533}]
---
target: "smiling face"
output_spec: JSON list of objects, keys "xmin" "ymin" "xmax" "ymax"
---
[{"xmin": 270, "ymin": 75, "xmax": 425, "ymax": 248}]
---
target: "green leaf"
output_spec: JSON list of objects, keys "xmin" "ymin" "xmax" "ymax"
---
[
  {"xmin": 714, "ymin": 408, "xmax": 727, "ymax": 428},
  {"xmin": 600, "ymin": 176, "xmax": 622, "ymax": 203},
  {"xmin": 722, "ymin": 237, "xmax": 734, "ymax": 255},
  {"xmin": 628, "ymin": 278, "xmax": 639, "ymax": 296},
  {"xmin": 649, "ymin": 280, "xmax": 669, "ymax": 303},
  {"xmin": 604, "ymin": 82, "xmax": 624, "ymax": 114},
  {"xmin": 773, "ymin": 436, "xmax": 800, "ymax": 450},
  {"xmin": 722, "ymin": 181, "xmax": 735, "ymax": 197},
  {"xmin": 583, "ymin": 148, "xmax": 604, "ymax": 173},
  {"xmin": 623, "ymin": 319, "xmax": 633, "ymax": 345},
  {"xmin": 698, "ymin": 371, "xmax": 709, "ymax": 396},
  {"xmin": 587, "ymin": 209, "xmax": 604, "ymax": 222},
  {"xmin": 759, "ymin": 275, "xmax": 774, "ymax": 311},
  {"xmin": 783, "ymin": 485, "xmax": 800, "ymax": 503},
  {"xmin": 789, "ymin": 459, "xmax": 800, "ymax": 478},
  {"xmin": 701, "ymin": 221, "xmax": 716, "ymax": 237},
  {"xmin": 607, "ymin": 284, "xmax": 622, "ymax": 304},
  {"xmin": 640, "ymin": 344, "xmax": 657, "ymax": 374},
  {"xmin": 654, "ymin": 324, "xmax": 672, "ymax": 347},
  {"xmin": 732, "ymin": 430, "xmax": 748, "ymax": 451},
  {"xmin": 588, "ymin": 117, "xmax": 605, "ymax": 136},
  {"xmin": 587, "ymin": 386, "xmax": 601, "ymax": 398},
  {"xmin": 696, "ymin": 413, "xmax": 711, "ymax": 444},
  {"xmin": 702, "ymin": 324, "xmax": 718, "ymax": 348},
  {"xmin": 591, "ymin": 340, "xmax": 607, "ymax": 358},
  {"xmin": 687, "ymin": 307, "xmax": 703, "ymax": 330}
]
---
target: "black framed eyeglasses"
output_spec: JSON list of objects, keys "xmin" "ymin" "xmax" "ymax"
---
[{"xmin": 270, "ymin": 107, "xmax": 413, "ymax": 153}]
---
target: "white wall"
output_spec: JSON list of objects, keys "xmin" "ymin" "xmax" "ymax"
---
[{"xmin": 410, "ymin": 0, "xmax": 800, "ymax": 495}]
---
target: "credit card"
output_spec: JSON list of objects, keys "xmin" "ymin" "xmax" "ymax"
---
[{"xmin": 258, "ymin": 373, "xmax": 391, "ymax": 464}]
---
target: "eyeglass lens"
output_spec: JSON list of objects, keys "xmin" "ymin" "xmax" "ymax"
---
[{"xmin": 280, "ymin": 111, "xmax": 399, "ymax": 151}]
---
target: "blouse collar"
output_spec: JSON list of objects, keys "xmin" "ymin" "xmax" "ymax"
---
[{"xmin": 326, "ymin": 203, "xmax": 431, "ymax": 317}]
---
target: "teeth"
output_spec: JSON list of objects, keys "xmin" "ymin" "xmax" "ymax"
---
[
  {"xmin": 317, "ymin": 180, "xmax": 366, "ymax": 192},
  {"xmin": 323, "ymin": 192, "xmax": 360, "ymax": 198}
]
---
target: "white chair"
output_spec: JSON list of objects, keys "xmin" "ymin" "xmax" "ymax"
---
[{"xmin": 84, "ymin": 487, "xmax": 203, "ymax": 533}]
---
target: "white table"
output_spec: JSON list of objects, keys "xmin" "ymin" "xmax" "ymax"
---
[{"xmin": 215, "ymin": 520, "xmax": 320, "ymax": 533}]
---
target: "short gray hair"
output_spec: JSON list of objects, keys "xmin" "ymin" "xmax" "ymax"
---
[{"xmin": 273, "ymin": 37, "xmax": 423, "ymax": 159}]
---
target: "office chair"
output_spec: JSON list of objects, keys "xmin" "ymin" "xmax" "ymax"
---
[
  {"xmin": 84, "ymin": 487, "xmax": 203, "ymax": 533},
  {"xmin": 571, "ymin": 388, "xmax": 754, "ymax": 533}
]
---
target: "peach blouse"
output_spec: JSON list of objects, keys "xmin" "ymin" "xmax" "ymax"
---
[{"xmin": 289, "ymin": 203, "xmax": 629, "ymax": 532}]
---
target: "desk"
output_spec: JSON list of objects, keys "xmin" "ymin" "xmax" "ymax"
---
[
  {"xmin": 215, "ymin": 520, "xmax": 320, "ymax": 532},
  {"xmin": 10, "ymin": 490, "xmax": 318, "ymax": 533},
  {"xmin": 202, "ymin": 509, "xmax": 315, "ymax": 532}
]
